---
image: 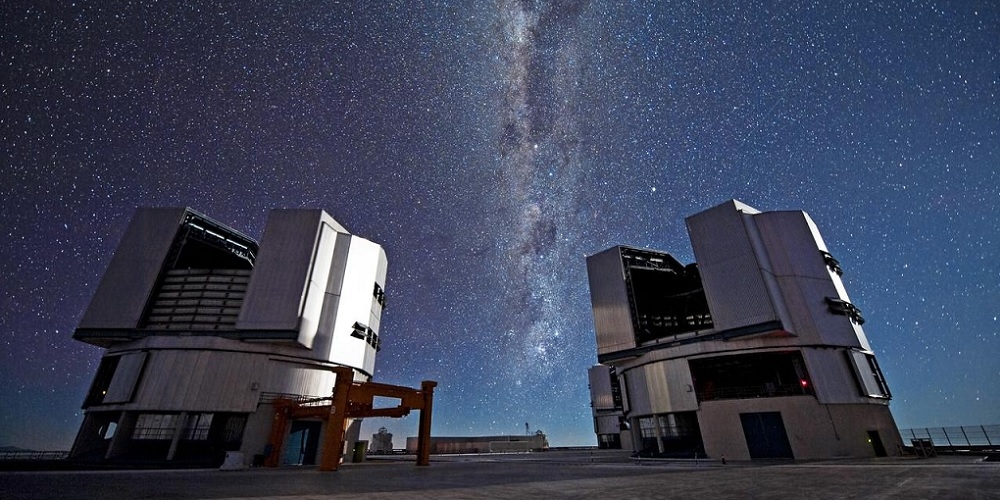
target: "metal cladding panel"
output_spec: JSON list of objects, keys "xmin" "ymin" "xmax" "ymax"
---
[
  {"xmin": 800, "ymin": 277, "xmax": 868, "ymax": 349},
  {"xmin": 588, "ymin": 365, "xmax": 615, "ymax": 411},
  {"xmin": 686, "ymin": 201, "xmax": 777, "ymax": 331},
  {"xmin": 103, "ymin": 352, "xmax": 148, "ymax": 403},
  {"xmin": 595, "ymin": 415, "xmax": 620, "ymax": 434},
  {"xmin": 623, "ymin": 366, "xmax": 651, "ymax": 415},
  {"xmin": 801, "ymin": 348, "xmax": 868, "ymax": 404},
  {"xmin": 640, "ymin": 360, "xmax": 699, "ymax": 414},
  {"xmin": 238, "ymin": 210, "xmax": 321, "ymax": 332},
  {"xmin": 327, "ymin": 236, "xmax": 386, "ymax": 374},
  {"xmin": 77, "ymin": 207, "xmax": 186, "ymax": 331},
  {"xmin": 803, "ymin": 216, "xmax": 872, "ymax": 350},
  {"xmin": 296, "ymin": 221, "xmax": 340, "ymax": 349},
  {"xmin": 364, "ymin": 237, "xmax": 388, "ymax": 373},
  {"xmin": 265, "ymin": 361, "xmax": 338, "ymax": 398},
  {"xmin": 848, "ymin": 350, "xmax": 889, "ymax": 398},
  {"xmin": 309, "ymin": 232, "xmax": 353, "ymax": 361},
  {"xmin": 586, "ymin": 247, "xmax": 636, "ymax": 355},
  {"xmin": 131, "ymin": 350, "xmax": 263, "ymax": 412},
  {"xmin": 755, "ymin": 211, "xmax": 870, "ymax": 349},
  {"xmin": 754, "ymin": 212, "xmax": 831, "ymax": 280}
]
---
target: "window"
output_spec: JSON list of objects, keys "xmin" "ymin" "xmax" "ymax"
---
[
  {"xmin": 131, "ymin": 413, "xmax": 218, "ymax": 441},
  {"xmin": 133, "ymin": 414, "xmax": 179, "ymax": 440},
  {"xmin": 181, "ymin": 413, "xmax": 214, "ymax": 440},
  {"xmin": 634, "ymin": 412, "xmax": 704, "ymax": 457},
  {"xmin": 220, "ymin": 414, "xmax": 247, "ymax": 444}
]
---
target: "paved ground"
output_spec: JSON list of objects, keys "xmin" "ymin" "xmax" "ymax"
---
[{"xmin": 2, "ymin": 450, "xmax": 998, "ymax": 499}]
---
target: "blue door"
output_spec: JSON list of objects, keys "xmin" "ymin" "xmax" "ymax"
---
[
  {"xmin": 740, "ymin": 412, "xmax": 794, "ymax": 459},
  {"xmin": 285, "ymin": 421, "xmax": 322, "ymax": 465}
]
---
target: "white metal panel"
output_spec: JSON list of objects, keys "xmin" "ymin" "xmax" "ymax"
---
[
  {"xmin": 296, "ymin": 222, "xmax": 339, "ymax": 349},
  {"xmin": 175, "ymin": 352, "xmax": 200, "ymax": 408},
  {"xmin": 643, "ymin": 360, "xmax": 699, "ymax": 414},
  {"xmin": 586, "ymin": 247, "xmax": 636, "ymax": 355},
  {"xmin": 768, "ymin": 275, "xmax": 817, "ymax": 342},
  {"xmin": 103, "ymin": 352, "xmax": 148, "ymax": 403},
  {"xmin": 686, "ymin": 201, "xmax": 778, "ymax": 331},
  {"xmin": 799, "ymin": 277, "xmax": 868, "ymax": 349},
  {"xmin": 223, "ymin": 352, "xmax": 261, "ymax": 411},
  {"xmin": 588, "ymin": 365, "xmax": 615, "ymax": 411},
  {"xmin": 309, "ymin": 231, "xmax": 353, "ymax": 360},
  {"xmin": 77, "ymin": 208, "xmax": 185, "ymax": 331},
  {"xmin": 595, "ymin": 415, "xmax": 620, "ymax": 434},
  {"xmin": 755, "ymin": 211, "xmax": 830, "ymax": 280},
  {"xmin": 801, "ymin": 216, "xmax": 872, "ymax": 350},
  {"xmin": 133, "ymin": 350, "xmax": 163, "ymax": 408},
  {"xmin": 197, "ymin": 350, "xmax": 228, "ymax": 408},
  {"xmin": 848, "ymin": 350, "xmax": 889, "ymax": 398},
  {"xmin": 266, "ymin": 361, "xmax": 337, "ymax": 398},
  {"xmin": 156, "ymin": 350, "xmax": 185, "ymax": 408},
  {"xmin": 623, "ymin": 366, "xmax": 651, "ymax": 415},
  {"xmin": 800, "ymin": 348, "xmax": 866, "ymax": 404},
  {"xmin": 327, "ymin": 236, "xmax": 384, "ymax": 373},
  {"xmin": 237, "ymin": 210, "xmax": 322, "ymax": 334},
  {"xmin": 219, "ymin": 353, "xmax": 246, "ymax": 410}
]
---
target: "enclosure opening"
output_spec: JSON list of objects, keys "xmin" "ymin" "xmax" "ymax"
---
[
  {"xmin": 621, "ymin": 247, "xmax": 713, "ymax": 344},
  {"xmin": 690, "ymin": 351, "xmax": 813, "ymax": 401}
]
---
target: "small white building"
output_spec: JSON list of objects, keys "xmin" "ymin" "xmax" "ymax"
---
[
  {"xmin": 69, "ymin": 207, "xmax": 387, "ymax": 466},
  {"xmin": 586, "ymin": 200, "xmax": 901, "ymax": 460}
]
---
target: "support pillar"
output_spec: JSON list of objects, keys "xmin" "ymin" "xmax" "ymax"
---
[
  {"xmin": 416, "ymin": 380, "xmax": 436, "ymax": 466},
  {"xmin": 264, "ymin": 402, "xmax": 291, "ymax": 467},
  {"xmin": 654, "ymin": 416, "xmax": 665, "ymax": 454},
  {"xmin": 69, "ymin": 413, "xmax": 107, "ymax": 459},
  {"xmin": 105, "ymin": 411, "xmax": 138, "ymax": 460},
  {"xmin": 166, "ymin": 412, "xmax": 188, "ymax": 461},
  {"xmin": 319, "ymin": 367, "xmax": 354, "ymax": 471}
]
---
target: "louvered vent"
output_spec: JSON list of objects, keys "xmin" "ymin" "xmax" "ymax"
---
[{"xmin": 144, "ymin": 268, "xmax": 250, "ymax": 330}]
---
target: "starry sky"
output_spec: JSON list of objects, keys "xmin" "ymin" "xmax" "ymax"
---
[{"xmin": 1, "ymin": 1, "xmax": 997, "ymax": 450}]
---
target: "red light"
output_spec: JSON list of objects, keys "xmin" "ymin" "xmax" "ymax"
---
[{"xmin": 800, "ymin": 379, "xmax": 809, "ymax": 388}]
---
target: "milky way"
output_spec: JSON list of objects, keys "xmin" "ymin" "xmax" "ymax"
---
[
  {"xmin": 493, "ymin": 0, "xmax": 590, "ymax": 382},
  {"xmin": 1, "ymin": 1, "xmax": 997, "ymax": 449}
]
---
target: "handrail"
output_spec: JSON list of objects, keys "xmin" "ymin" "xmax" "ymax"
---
[
  {"xmin": 0, "ymin": 450, "xmax": 69, "ymax": 461},
  {"xmin": 901, "ymin": 425, "xmax": 999, "ymax": 452}
]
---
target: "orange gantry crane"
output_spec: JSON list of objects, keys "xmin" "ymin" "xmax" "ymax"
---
[{"xmin": 264, "ymin": 366, "xmax": 437, "ymax": 471}]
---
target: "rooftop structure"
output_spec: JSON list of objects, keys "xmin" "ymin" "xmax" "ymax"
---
[
  {"xmin": 69, "ymin": 207, "xmax": 387, "ymax": 467},
  {"xmin": 586, "ymin": 200, "xmax": 901, "ymax": 460}
]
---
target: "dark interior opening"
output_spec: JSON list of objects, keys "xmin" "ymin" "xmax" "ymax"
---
[
  {"xmin": 690, "ymin": 351, "xmax": 813, "ymax": 401},
  {"xmin": 622, "ymin": 248, "xmax": 713, "ymax": 344},
  {"xmin": 168, "ymin": 212, "xmax": 257, "ymax": 271},
  {"xmin": 139, "ymin": 209, "xmax": 259, "ymax": 332},
  {"xmin": 83, "ymin": 356, "xmax": 120, "ymax": 408},
  {"xmin": 172, "ymin": 234, "xmax": 254, "ymax": 270},
  {"xmin": 635, "ymin": 411, "xmax": 705, "ymax": 458}
]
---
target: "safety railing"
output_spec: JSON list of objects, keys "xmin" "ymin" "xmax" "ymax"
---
[
  {"xmin": 900, "ymin": 425, "xmax": 999, "ymax": 452},
  {"xmin": 0, "ymin": 450, "xmax": 69, "ymax": 461}
]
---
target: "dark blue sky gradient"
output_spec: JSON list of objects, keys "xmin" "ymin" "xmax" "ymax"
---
[{"xmin": 1, "ymin": 1, "xmax": 997, "ymax": 449}]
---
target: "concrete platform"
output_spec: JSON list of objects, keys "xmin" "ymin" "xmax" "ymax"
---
[{"xmin": 2, "ymin": 450, "xmax": 998, "ymax": 499}]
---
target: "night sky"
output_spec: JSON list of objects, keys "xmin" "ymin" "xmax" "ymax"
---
[{"xmin": 2, "ymin": 1, "xmax": 997, "ymax": 450}]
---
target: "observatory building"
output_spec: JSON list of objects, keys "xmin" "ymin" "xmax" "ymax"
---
[
  {"xmin": 586, "ymin": 200, "xmax": 902, "ymax": 460},
  {"xmin": 69, "ymin": 207, "xmax": 387, "ymax": 466}
]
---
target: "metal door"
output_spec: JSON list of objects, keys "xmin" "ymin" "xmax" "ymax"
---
[{"xmin": 740, "ymin": 412, "xmax": 794, "ymax": 459}]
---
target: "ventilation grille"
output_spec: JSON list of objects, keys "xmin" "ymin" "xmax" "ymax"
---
[{"xmin": 144, "ymin": 269, "xmax": 250, "ymax": 330}]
